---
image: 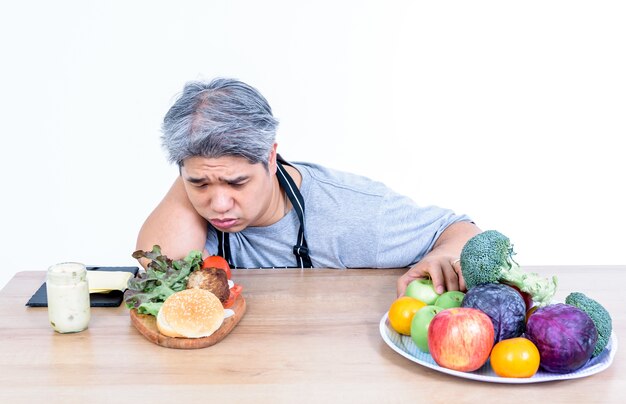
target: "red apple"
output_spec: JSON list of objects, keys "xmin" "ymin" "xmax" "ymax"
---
[{"xmin": 428, "ymin": 307, "xmax": 494, "ymax": 372}]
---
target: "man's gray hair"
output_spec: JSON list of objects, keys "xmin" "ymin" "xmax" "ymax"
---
[{"xmin": 161, "ymin": 78, "xmax": 279, "ymax": 168}]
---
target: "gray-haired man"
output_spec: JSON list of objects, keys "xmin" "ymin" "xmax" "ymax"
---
[{"xmin": 137, "ymin": 78, "xmax": 480, "ymax": 296}]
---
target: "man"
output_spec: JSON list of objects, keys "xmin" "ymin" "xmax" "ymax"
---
[{"xmin": 136, "ymin": 78, "xmax": 481, "ymax": 296}]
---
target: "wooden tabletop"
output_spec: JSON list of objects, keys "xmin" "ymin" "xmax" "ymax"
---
[{"xmin": 0, "ymin": 266, "xmax": 623, "ymax": 403}]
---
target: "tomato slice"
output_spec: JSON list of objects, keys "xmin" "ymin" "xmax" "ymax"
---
[
  {"xmin": 223, "ymin": 284, "xmax": 243, "ymax": 308},
  {"xmin": 202, "ymin": 255, "xmax": 231, "ymax": 279}
]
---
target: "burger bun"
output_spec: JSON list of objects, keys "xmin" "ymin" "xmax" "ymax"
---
[{"xmin": 156, "ymin": 288, "xmax": 225, "ymax": 338}]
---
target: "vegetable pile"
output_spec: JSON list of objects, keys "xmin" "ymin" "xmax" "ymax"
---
[{"xmin": 393, "ymin": 229, "xmax": 613, "ymax": 379}]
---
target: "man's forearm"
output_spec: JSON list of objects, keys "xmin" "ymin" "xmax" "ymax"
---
[{"xmin": 429, "ymin": 221, "xmax": 481, "ymax": 258}]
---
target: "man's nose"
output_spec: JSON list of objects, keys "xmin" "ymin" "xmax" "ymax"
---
[{"xmin": 210, "ymin": 190, "xmax": 234, "ymax": 213}]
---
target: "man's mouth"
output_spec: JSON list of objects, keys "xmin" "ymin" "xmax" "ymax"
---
[{"xmin": 209, "ymin": 218, "xmax": 239, "ymax": 230}]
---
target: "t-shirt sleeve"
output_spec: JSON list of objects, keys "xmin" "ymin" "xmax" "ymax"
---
[{"xmin": 374, "ymin": 191, "xmax": 472, "ymax": 268}]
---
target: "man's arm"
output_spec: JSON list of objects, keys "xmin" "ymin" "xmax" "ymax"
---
[
  {"xmin": 397, "ymin": 221, "xmax": 481, "ymax": 296},
  {"xmin": 136, "ymin": 177, "xmax": 208, "ymax": 268}
]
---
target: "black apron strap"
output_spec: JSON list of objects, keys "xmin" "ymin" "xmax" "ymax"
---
[
  {"xmin": 216, "ymin": 230, "xmax": 233, "ymax": 267},
  {"xmin": 275, "ymin": 158, "xmax": 313, "ymax": 268},
  {"xmin": 215, "ymin": 156, "xmax": 313, "ymax": 268}
]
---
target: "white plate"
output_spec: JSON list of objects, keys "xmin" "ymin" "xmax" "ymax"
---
[{"xmin": 379, "ymin": 313, "xmax": 617, "ymax": 384}]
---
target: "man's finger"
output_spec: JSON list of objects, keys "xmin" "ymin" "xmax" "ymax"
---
[
  {"xmin": 427, "ymin": 269, "xmax": 445, "ymax": 295},
  {"xmin": 452, "ymin": 258, "xmax": 466, "ymax": 291}
]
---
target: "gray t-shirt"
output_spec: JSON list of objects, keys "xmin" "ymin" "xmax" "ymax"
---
[{"xmin": 205, "ymin": 162, "xmax": 471, "ymax": 268}]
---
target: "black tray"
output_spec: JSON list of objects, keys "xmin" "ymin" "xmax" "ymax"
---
[{"xmin": 25, "ymin": 266, "xmax": 139, "ymax": 307}]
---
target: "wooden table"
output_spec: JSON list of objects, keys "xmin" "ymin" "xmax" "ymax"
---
[{"xmin": 0, "ymin": 266, "xmax": 623, "ymax": 403}]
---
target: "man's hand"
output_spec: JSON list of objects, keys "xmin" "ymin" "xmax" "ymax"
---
[
  {"xmin": 397, "ymin": 255, "xmax": 465, "ymax": 297},
  {"xmin": 397, "ymin": 221, "xmax": 480, "ymax": 297}
]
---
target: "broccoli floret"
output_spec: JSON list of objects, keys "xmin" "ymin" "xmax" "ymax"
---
[
  {"xmin": 565, "ymin": 292, "xmax": 612, "ymax": 357},
  {"xmin": 460, "ymin": 230, "xmax": 558, "ymax": 307}
]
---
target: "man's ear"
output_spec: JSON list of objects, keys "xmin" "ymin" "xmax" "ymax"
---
[{"xmin": 268, "ymin": 143, "xmax": 278, "ymax": 174}]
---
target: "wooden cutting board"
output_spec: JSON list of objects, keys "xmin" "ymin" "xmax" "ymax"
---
[{"xmin": 129, "ymin": 294, "xmax": 246, "ymax": 349}]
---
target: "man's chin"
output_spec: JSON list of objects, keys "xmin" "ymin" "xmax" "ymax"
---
[{"xmin": 209, "ymin": 219, "xmax": 246, "ymax": 232}]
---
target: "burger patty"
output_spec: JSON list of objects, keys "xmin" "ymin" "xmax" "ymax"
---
[{"xmin": 186, "ymin": 267, "xmax": 230, "ymax": 303}]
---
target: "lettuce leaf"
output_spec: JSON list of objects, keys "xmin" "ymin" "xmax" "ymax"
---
[{"xmin": 124, "ymin": 245, "xmax": 203, "ymax": 316}]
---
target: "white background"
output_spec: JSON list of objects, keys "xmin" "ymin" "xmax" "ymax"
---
[{"xmin": 1, "ymin": 1, "xmax": 624, "ymax": 289}]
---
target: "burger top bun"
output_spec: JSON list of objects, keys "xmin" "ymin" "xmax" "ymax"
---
[{"xmin": 157, "ymin": 288, "xmax": 225, "ymax": 338}]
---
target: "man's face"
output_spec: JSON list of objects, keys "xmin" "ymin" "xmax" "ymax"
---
[{"xmin": 180, "ymin": 153, "xmax": 277, "ymax": 233}]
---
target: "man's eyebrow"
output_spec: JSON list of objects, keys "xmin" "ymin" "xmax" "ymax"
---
[
  {"xmin": 224, "ymin": 175, "xmax": 249, "ymax": 183},
  {"xmin": 184, "ymin": 176, "xmax": 208, "ymax": 184},
  {"xmin": 183, "ymin": 175, "xmax": 249, "ymax": 184}
]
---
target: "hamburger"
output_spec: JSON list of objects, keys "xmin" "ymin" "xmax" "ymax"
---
[{"xmin": 156, "ymin": 288, "xmax": 225, "ymax": 338}]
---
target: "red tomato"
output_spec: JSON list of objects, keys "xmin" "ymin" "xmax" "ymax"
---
[
  {"xmin": 223, "ymin": 284, "xmax": 243, "ymax": 308},
  {"xmin": 202, "ymin": 255, "xmax": 231, "ymax": 279}
]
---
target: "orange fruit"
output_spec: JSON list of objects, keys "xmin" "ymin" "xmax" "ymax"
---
[
  {"xmin": 388, "ymin": 296, "xmax": 427, "ymax": 335},
  {"xmin": 490, "ymin": 337, "xmax": 540, "ymax": 378}
]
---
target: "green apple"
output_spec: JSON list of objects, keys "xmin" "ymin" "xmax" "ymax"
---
[
  {"xmin": 405, "ymin": 279, "xmax": 440, "ymax": 305},
  {"xmin": 434, "ymin": 291, "xmax": 465, "ymax": 309},
  {"xmin": 411, "ymin": 305, "xmax": 444, "ymax": 353}
]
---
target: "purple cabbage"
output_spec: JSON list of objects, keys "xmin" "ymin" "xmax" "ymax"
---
[
  {"xmin": 526, "ymin": 303, "xmax": 598, "ymax": 373},
  {"xmin": 461, "ymin": 283, "xmax": 526, "ymax": 343}
]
